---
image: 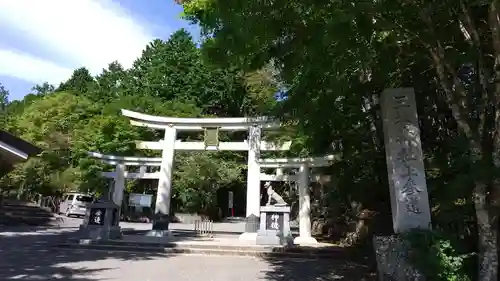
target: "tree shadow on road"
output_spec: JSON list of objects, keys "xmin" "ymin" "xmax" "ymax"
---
[
  {"xmin": 261, "ymin": 245, "xmax": 378, "ymax": 281},
  {"xmin": 0, "ymin": 226, "xmax": 172, "ymax": 281}
]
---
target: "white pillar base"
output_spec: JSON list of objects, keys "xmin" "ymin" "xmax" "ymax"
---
[
  {"xmin": 238, "ymin": 232, "xmax": 258, "ymax": 244},
  {"xmin": 293, "ymin": 236, "xmax": 318, "ymax": 245},
  {"xmin": 145, "ymin": 230, "xmax": 173, "ymax": 238}
]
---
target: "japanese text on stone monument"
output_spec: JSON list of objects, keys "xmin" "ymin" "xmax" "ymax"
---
[{"xmin": 392, "ymin": 95, "xmax": 423, "ymax": 214}]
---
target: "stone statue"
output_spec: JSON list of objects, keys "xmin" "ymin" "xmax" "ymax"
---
[{"xmin": 264, "ymin": 181, "xmax": 287, "ymax": 206}]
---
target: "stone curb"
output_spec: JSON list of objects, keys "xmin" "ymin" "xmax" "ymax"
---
[
  {"xmin": 54, "ymin": 242, "xmax": 343, "ymax": 260},
  {"xmin": 121, "ymin": 229, "xmax": 242, "ymax": 236},
  {"xmin": 66, "ymin": 237, "xmax": 344, "ymax": 254}
]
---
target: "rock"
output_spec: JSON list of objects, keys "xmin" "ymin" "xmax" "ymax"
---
[{"xmin": 373, "ymin": 235, "xmax": 424, "ymax": 281}]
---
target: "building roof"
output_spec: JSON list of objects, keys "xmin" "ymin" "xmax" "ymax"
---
[{"xmin": 0, "ymin": 130, "xmax": 41, "ymax": 176}]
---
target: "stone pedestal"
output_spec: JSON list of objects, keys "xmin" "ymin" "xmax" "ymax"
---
[
  {"xmin": 149, "ymin": 215, "xmax": 173, "ymax": 237},
  {"xmin": 152, "ymin": 214, "xmax": 171, "ymax": 231},
  {"xmin": 373, "ymin": 235, "xmax": 424, "ymax": 281},
  {"xmin": 256, "ymin": 206, "xmax": 292, "ymax": 246},
  {"xmin": 239, "ymin": 214, "xmax": 260, "ymax": 242},
  {"xmin": 79, "ymin": 201, "xmax": 121, "ymax": 240},
  {"xmin": 245, "ymin": 214, "xmax": 260, "ymax": 232},
  {"xmin": 293, "ymin": 236, "xmax": 318, "ymax": 245}
]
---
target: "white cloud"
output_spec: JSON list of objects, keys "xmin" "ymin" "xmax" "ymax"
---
[
  {"xmin": 0, "ymin": 49, "xmax": 73, "ymax": 84},
  {"xmin": 0, "ymin": 0, "xmax": 156, "ymax": 84}
]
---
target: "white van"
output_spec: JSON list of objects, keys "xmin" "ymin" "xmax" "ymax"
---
[{"xmin": 59, "ymin": 193, "xmax": 94, "ymax": 217}]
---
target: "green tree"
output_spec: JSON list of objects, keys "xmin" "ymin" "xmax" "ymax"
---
[
  {"xmin": 90, "ymin": 61, "xmax": 127, "ymax": 103},
  {"xmin": 0, "ymin": 82, "xmax": 9, "ymax": 127},
  {"xmin": 14, "ymin": 92, "xmax": 98, "ymax": 150},
  {"xmin": 0, "ymin": 28, "xmax": 287, "ymax": 226},
  {"xmin": 174, "ymin": 152, "xmax": 243, "ymax": 217},
  {"xmin": 0, "ymin": 82, "xmax": 9, "ymax": 111},
  {"xmin": 129, "ymin": 30, "xmax": 203, "ymax": 103},
  {"xmin": 180, "ymin": 1, "xmax": 500, "ymax": 280},
  {"xmin": 58, "ymin": 67, "xmax": 96, "ymax": 96},
  {"xmin": 31, "ymin": 82, "xmax": 55, "ymax": 96}
]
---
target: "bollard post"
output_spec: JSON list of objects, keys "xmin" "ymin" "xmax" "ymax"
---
[{"xmin": 194, "ymin": 219, "xmax": 214, "ymax": 237}]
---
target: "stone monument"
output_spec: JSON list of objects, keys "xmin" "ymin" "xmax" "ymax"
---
[
  {"xmin": 79, "ymin": 200, "xmax": 121, "ymax": 240},
  {"xmin": 374, "ymin": 88, "xmax": 431, "ymax": 281},
  {"xmin": 256, "ymin": 182, "xmax": 292, "ymax": 246}
]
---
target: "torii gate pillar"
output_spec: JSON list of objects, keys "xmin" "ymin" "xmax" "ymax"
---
[
  {"xmin": 245, "ymin": 126, "xmax": 261, "ymax": 222},
  {"xmin": 112, "ymin": 164, "xmax": 126, "ymax": 206},
  {"xmin": 293, "ymin": 164, "xmax": 317, "ymax": 245},
  {"xmin": 257, "ymin": 155, "xmax": 336, "ymax": 244},
  {"xmin": 153, "ymin": 125, "xmax": 177, "ymax": 231}
]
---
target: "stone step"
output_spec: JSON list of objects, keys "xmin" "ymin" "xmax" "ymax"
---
[
  {"xmin": 121, "ymin": 229, "xmax": 242, "ymax": 237},
  {"xmin": 2, "ymin": 203, "xmax": 50, "ymax": 210},
  {"xmin": 2, "ymin": 204, "xmax": 53, "ymax": 214},
  {"xmin": 0, "ymin": 213, "xmax": 61, "ymax": 226},
  {"xmin": 0, "ymin": 215, "xmax": 61, "ymax": 223},
  {"xmin": 68, "ymin": 238, "xmax": 275, "ymax": 251},
  {"xmin": 55, "ymin": 241, "xmax": 344, "ymax": 259},
  {"xmin": 67, "ymin": 236, "xmax": 346, "ymax": 254},
  {"xmin": 1, "ymin": 210, "xmax": 53, "ymax": 216},
  {"xmin": 0, "ymin": 201, "xmax": 58, "ymax": 226},
  {"xmin": 221, "ymin": 217, "xmax": 246, "ymax": 222},
  {"xmin": 2, "ymin": 211, "xmax": 54, "ymax": 217}
]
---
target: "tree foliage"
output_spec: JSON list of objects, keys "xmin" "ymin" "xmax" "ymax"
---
[
  {"xmin": 0, "ymin": 29, "xmax": 278, "ymax": 219},
  {"xmin": 175, "ymin": 152, "xmax": 243, "ymax": 216},
  {"xmin": 179, "ymin": 0, "xmax": 500, "ymax": 280},
  {"xmin": 3, "ymin": 2, "xmax": 497, "ymax": 278}
]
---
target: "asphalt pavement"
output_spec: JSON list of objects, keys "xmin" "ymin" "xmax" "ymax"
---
[{"xmin": 0, "ymin": 217, "xmax": 375, "ymax": 281}]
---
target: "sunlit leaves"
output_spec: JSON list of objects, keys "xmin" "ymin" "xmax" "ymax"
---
[{"xmin": 175, "ymin": 152, "xmax": 243, "ymax": 214}]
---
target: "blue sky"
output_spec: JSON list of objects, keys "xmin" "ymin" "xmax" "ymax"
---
[{"xmin": 0, "ymin": 0, "xmax": 199, "ymax": 100}]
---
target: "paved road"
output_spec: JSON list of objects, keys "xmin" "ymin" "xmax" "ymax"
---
[{"xmin": 0, "ymin": 218, "xmax": 375, "ymax": 281}]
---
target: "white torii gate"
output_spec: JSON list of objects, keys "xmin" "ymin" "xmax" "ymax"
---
[
  {"xmin": 258, "ymin": 155, "xmax": 337, "ymax": 244},
  {"xmin": 121, "ymin": 109, "xmax": 291, "ymax": 234},
  {"xmin": 88, "ymin": 152, "xmax": 162, "ymax": 206},
  {"xmin": 89, "ymin": 152, "xmax": 336, "ymax": 244}
]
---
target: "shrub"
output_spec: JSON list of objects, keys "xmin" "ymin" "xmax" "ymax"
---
[{"xmin": 404, "ymin": 230, "xmax": 473, "ymax": 281}]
